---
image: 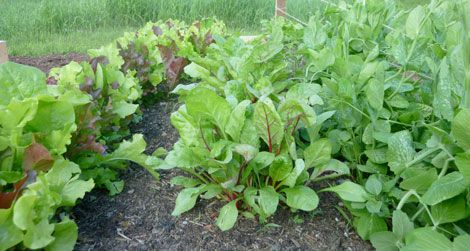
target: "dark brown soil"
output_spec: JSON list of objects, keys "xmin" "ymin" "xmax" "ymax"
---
[
  {"xmin": 10, "ymin": 53, "xmax": 88, "ymax": 73},
  {"xmin": 12, "ymin": 55, "xmax": 373, "ymax": 251}
]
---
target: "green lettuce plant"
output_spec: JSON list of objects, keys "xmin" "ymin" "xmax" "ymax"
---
[
  {"xmin": 0, "ymin": 62, "xmax": 161, "ymax": 250},
  {"xmin": 89, "ymin": 18, "xmax": 226, "ymax": 94}
]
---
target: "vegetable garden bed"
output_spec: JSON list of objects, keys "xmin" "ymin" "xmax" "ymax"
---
[
  {"xmin": 2, "ymin": 0, "xmax": 470, "ymax": 250},
  {"xmin": 10, "ymin": 55, "xmax": 370, "ymax": 250},
  {"xmin": 74, "ymin": 100, "xmax": 370, "ymax": 250}
]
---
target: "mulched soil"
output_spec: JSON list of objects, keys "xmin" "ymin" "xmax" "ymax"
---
[
  {"xmin": 10, "ymin": 53, "xmax": 88, "ymax": 73},
  {"xmin": 10, "ymin": 55, "xmax": 373, "ymax": 251}
]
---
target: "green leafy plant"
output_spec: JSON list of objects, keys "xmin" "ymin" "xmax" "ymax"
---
[
  {"xmin": 0, "ymin": 61, "xmax": 162, "ymax": 249},
  {"xmin": 0, "ymin": 18, "xmax": 225, "ymax": 250},
  {"xmin": 287, "ymin": 0, "xmax": 470, "ymax": 248},
  {"xmin": 48, "ymin": 57, "xmax": 162, "ymax": 195},
  {"xmin": 165, "ymin": 85, "xmax": 348, "ymax": 230},
  {"xmin": 0, "ymin": 63, "xmax": 94, "ymax": 250},
  {"xmin": 90, "ymin": 18, "xmax": 226, "ymax": 95},
  {"xmin": 163, "ymin": 0, "xmax": 470, "ymax": 246},
  {"xmin": 2, "ymin": 0, "xmax": 470, "ymax": 248}
]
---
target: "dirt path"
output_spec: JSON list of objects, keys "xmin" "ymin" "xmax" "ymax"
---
[{"xmin": 11, "ymin": 56, "xmax": 373, "ymax": 251}]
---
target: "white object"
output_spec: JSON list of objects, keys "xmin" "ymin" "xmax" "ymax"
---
[{"xmin": 0, "ymin": 41, "xmax": 8, "ymax": 64}]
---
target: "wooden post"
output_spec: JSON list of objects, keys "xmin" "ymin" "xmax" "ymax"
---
[
  {"xmin": 0, "ymin": 41, "xmax": 8, "ymax": 64},
  {"xmin": 275, "ymin": 0, "xmax": 286, "ymax": 17}
]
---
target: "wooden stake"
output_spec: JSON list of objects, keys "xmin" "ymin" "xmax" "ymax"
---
[
  {"xmin": 275, "ymin": 0, "xmax": 287, "ymax": 17},
  {"xmin": 0, "ymin": 41, "xmax": 8, "ymax": 64}
]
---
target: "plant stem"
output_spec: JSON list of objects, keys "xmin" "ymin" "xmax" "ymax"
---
[
  {"xmin": 405, "ymin": 147, "xmax": 440, "ymax": 168},
  {"xmin": 202, "ymin": 171, "xmax": 217, "ymax": 184},
  {"xmin": 291, "ymin": 115, "xmax": 301, "ymax": 136},
  {"xmin": 411, "ymin": 206, "xmax": 425, "ymax": 221},
  {"xmin": 438, "ymin": 158, "xmax": 453, "ymax": 179},
  {"xmin": 263, "ymin": 106, "xmax": 274, "ymax": 153},
  {"xmin": 389, "ymin": 5, "xmax": 436, "ymax": 100},
  {"xmin": 397, "ymin": 189, "xmax": 438, "ymax": 229},
  {"xmin": 236, "ymin": 161, "xmax": 247, "ymax": 185},
  {"xmin": 200, "ymin": 126, "xmax": 211, "ymax": 152},
  {"xmin": 387, "ymin": 72, "xmax": 415, "ymax": 99},
  {"xmin": 388, "ymin": 120, "xmax": 413, "ymax": 127},
  {"xmin": 396, "ymin": 190, "xmax": 414, "ymax": 210},
  {"xmin": 184, "ymin": 168, "xmax": 209, "ymax": 184},
  {"xmin": 330, "ymin": 98, "xmax": 371, "ymax": 120}
]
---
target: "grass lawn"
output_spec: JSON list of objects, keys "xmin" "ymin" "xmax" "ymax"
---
[
  {"xmin": 0, "ymin": 0, "xmax": 323, "ymax": 56},
  {"xmin": 0, "ymin": 0, "xmax": 426, "ymax": 56}
]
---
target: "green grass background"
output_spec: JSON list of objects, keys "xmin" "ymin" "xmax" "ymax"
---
[
  {"xmin": 0, "ymin": 0, "xmax": 424, "ymax": 56},
  {"xmin": 0, "ymin": 0, "xmax": 323, "ymax": 56}
]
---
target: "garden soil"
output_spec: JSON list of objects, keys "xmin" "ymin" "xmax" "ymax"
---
[
  {"xmin": 10, "ymin": 53, "xmax": 88, "ymax": 73},
  {"xmin": 11, "ymin": 55, "xmax": 373, "ymax": 251}
]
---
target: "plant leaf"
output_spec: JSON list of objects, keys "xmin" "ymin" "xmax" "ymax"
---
[
  {"xmin": 392, "ymin": 210, "xmax": 414, "ymax": 240},
  {"xmin": 433, "ymin": 59, "xmax": 453, "ymax": 121},
  {"xmin": 455, "ymin": 152, "xmax": 470, "ymax": 182},
  {"xmin": 452, "ymin": 109, "xmax": 470, "ymax": 150},
  {"xmin": 431, "ymin": 195, "xmax": 467, "ymax": 225},
  {"xmin": 185, "ymin": 87, "xmax": 231, "ymax": 134},
  {"xmin": 23, "ymin": 219, "xmax": 55, "ymax": 249},
  {"xmin": 322, "ymin": 181, "xmax": 370, "ymax": 202},
  {"xmin": 216, "ymin": 200, "xmax": 238, "ymax": 231},
  {"xmin": 269, "ymin": 154, "xmax": 293, "ymax": 182},
  {"xmin": 225, "ymin": 100, "xmax": 251, "ymax": 142},
  {"xmin": 402, "ymin": 227, "xmax": 452, "ymax": 251},
  {"xmin": 405, "ymin": 5, "xmax": 426, "ymax": 39},
  {"xmin": 45, "ymin": 218, "xmax": 78, "ymax": 251},
  {"xmin": 365, "ymin": 176, "xmax": 383, "ymax": 196},
  {"xmin": 387, "ymin": 130, "xmax": 415, "ymax": 174},
  {"xmin": 253, "ymin": 98, "xmax": 284, "ymax": 152},
  {"xmin": 0, "ymin": 218, "xmax": 23, "ymax": 250},
  {"xmin": 283, "ymin": 186, "xmax": 319, "ymax": 211},
  {"xmin": 172, "ymin": 187, "xmax": 202, "ymax": 216},
  {"xmin": 282, "ymin": 159, "xmax": 306, "ymax": 188},
  {"xmin": 354, "ymin": 214, "xmax": 388, "ymax": 240},
  {"xmin": 422, "ymin": 172, "xmax": 469, "ymax": 206},
  {"xmin": 304, "ymin": 138, "xmax": 332, "ymax": 168},
  {"xmin": 365, "ymin": 79, "xmax": 384, "ymax": 110},
  {"xmin": 258, "ymin": 186, "xmax": 279, "ymax": 217},
  {"xmin": 0, "ymin": 62, "xmax": 47, "ymax": 105},
  {"xmin": 370, "ymin": 231, "xmax": 399, "ymax": 251},
  {"xmin": 454, "ymin": 235, "xmax": 470, "ymax": 251}
]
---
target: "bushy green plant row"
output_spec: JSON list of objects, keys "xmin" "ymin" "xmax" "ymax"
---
[
  {"xmin": 0, "ymin": 19, "xmax": 225, "ymax": 250},
  {"xmin": 1, "ymin": 0, "xmax": 470, "ymax": 250},
  {"xmin": 163, "ymin": 1, "xmax": 470, "ymax": 249}
]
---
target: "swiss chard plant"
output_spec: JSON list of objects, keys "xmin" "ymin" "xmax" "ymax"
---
[
  {"xmin": 165, "ymin": 86, "xmax": 349, "ymax": 230},
  {"xmin": 183, "ymin": 24, "xmax": 296, "ymax": 103}
]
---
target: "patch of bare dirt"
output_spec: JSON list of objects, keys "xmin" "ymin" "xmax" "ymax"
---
[{"xmin": 10, "ymin": 53, "xmax": 88, "ymax": 73}]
